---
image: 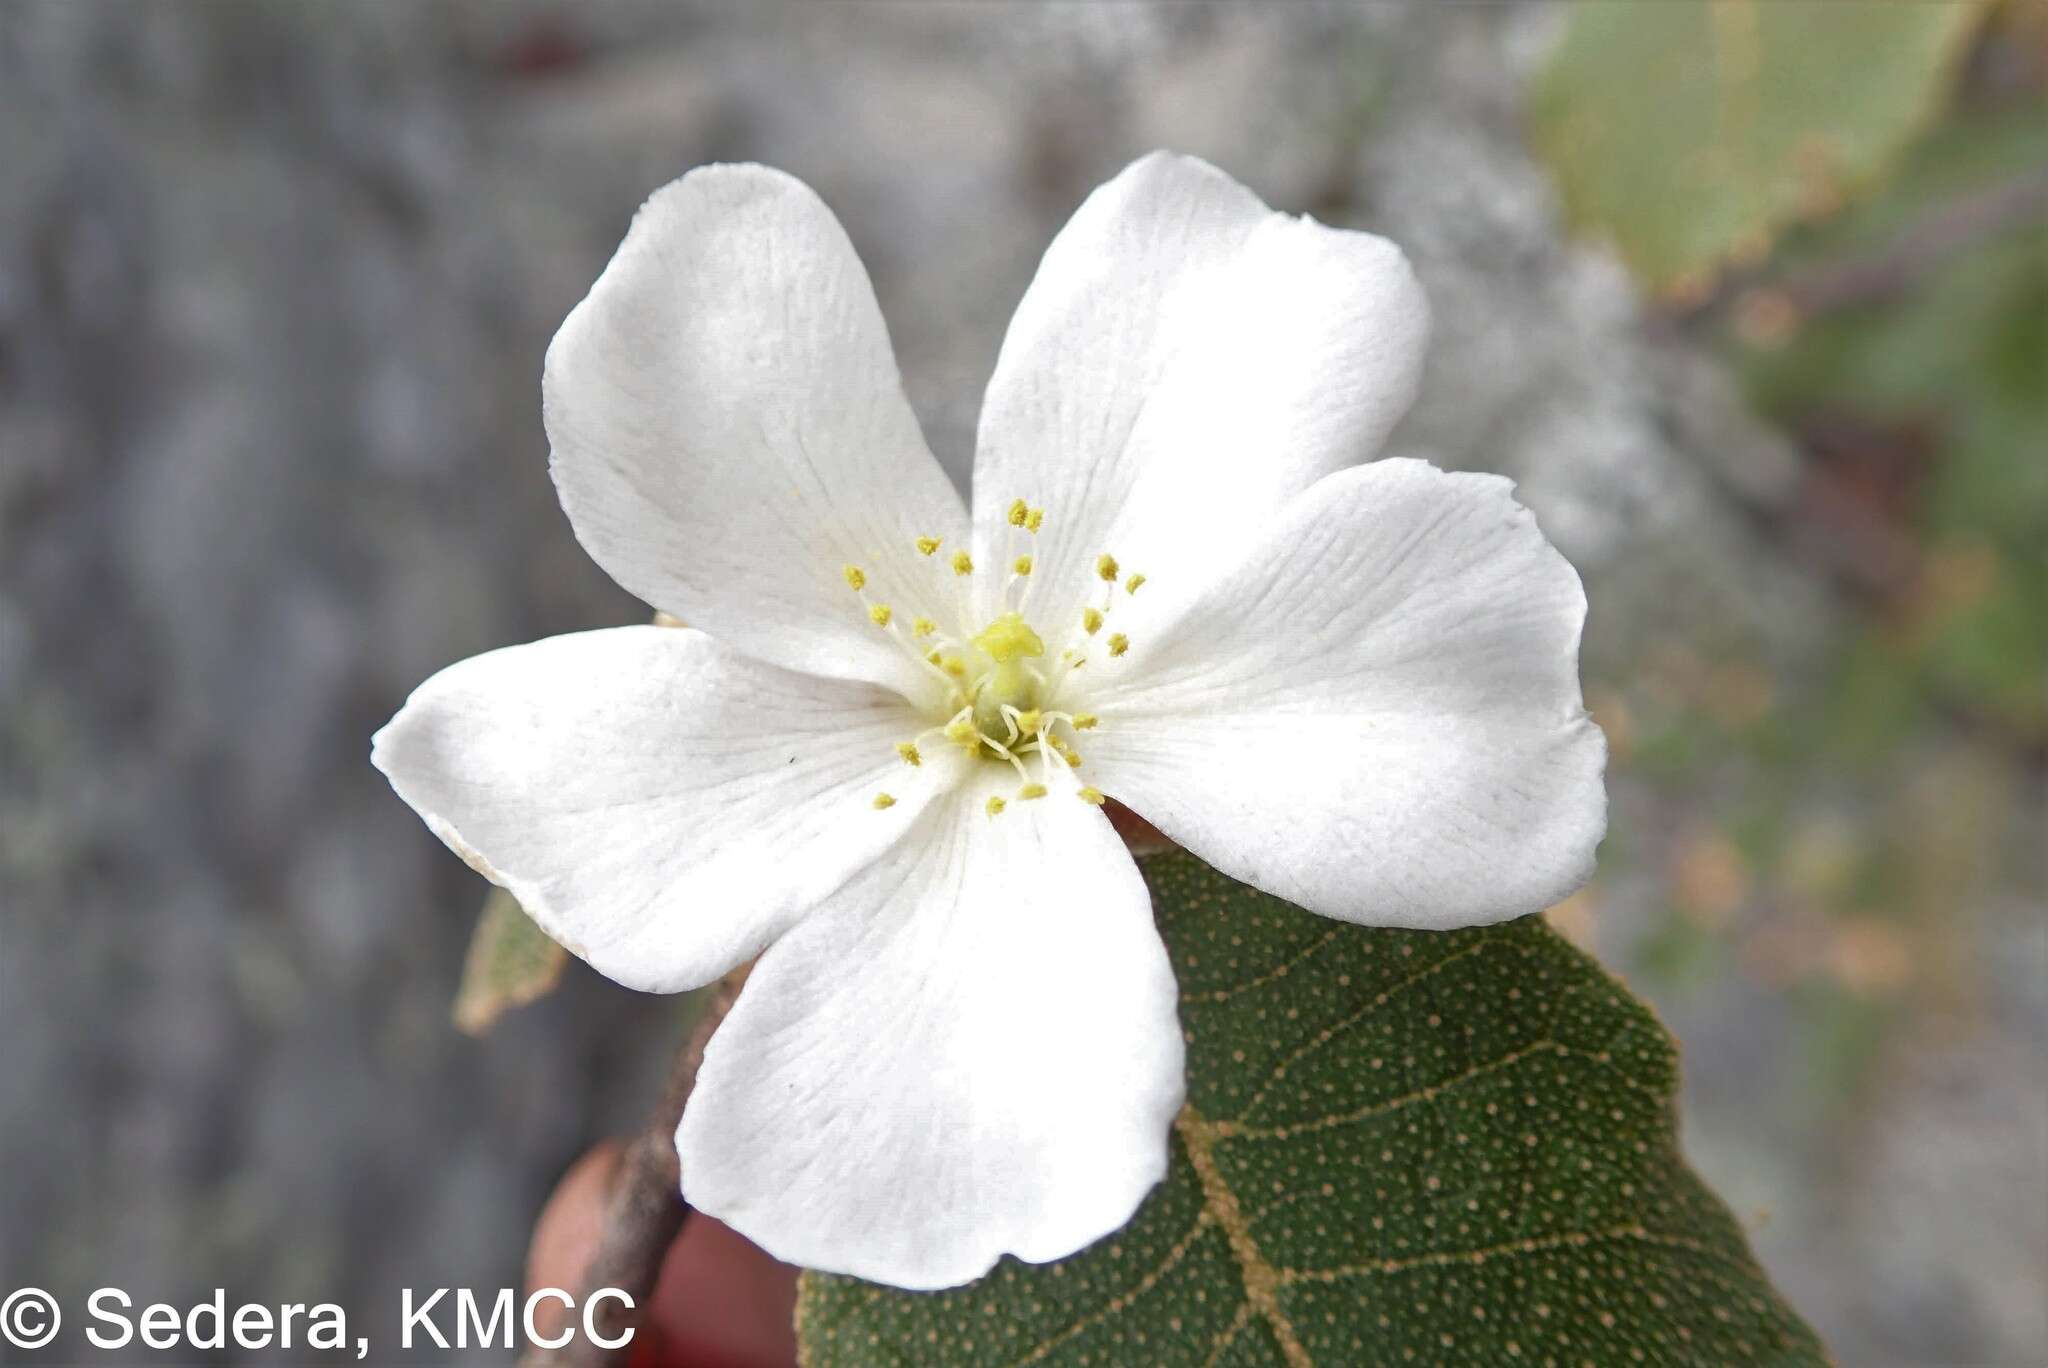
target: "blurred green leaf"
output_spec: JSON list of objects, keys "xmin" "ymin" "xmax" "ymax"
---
[
  {"xmin": 452, "ymin": 887, "xmax": 566, "ymax": 1036},
  {"xmin": 1635, "ymin": 917, "xmax": 1730, "ymax": 998},
  {"xmin": 1735, "ymin": 101, "xmax": 2048, "ymax": 738},
  {"xmin": 1532, "ymin": 1, "xmax": 1984, "ymax": 292},
  {"xmin": 1818, "ymin": 631, "xmax": 1929, "ymax": 768},
  {"xmin": 797, "ymin": 852, "xmax": 1824, "ymax": 1366}
]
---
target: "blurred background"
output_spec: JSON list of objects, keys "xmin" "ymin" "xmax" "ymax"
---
[{"xmin": 2, "ymin": 3, "xmax": 2042, "ymax": 1364}]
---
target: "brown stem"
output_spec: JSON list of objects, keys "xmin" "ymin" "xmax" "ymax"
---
[
  {"xmin": 521, "ymin": 965, "xmax": 749, "ymax": 1368},
  {"xmin": 1671, "ymin": 169, "xmax": 2048, "ymax": 327}
]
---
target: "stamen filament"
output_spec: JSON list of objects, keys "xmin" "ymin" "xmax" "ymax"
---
[{"xmin": 979, "ymin": 733, "xmax": 1034, "ymax": 785}]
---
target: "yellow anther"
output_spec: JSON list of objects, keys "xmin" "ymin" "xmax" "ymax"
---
[
  {"xmin": 972, "ymin": 612, "xmax": 1044, "ymax": 664},
  {"xmin": 926, "ymin": 649, "xmax": 943, "ymax": 665},
  {"xmin": 1107, "ymin": 633, "xmax": 1129, "ymax": 658},
  {"xmin": 951, "ymin": 550, "xmax": 975, "ymax": 576},
  {"xmin": 1018, "ymin": 783, "xmax": 1048, "ymax": 801},
  {"xmin": 912, "ymin": 616, "xmax": 937, "ymax": 638},
  {"xmin": 869, "ymin": 603, "xmax": 893, "ymax": 627},
  {"xmin": 842, "ymin": 565, "xmax": 867, "ymax": 592},
  {"xmin": 1125, "ymin": 573, "xmax": 1146, "ymax": 595},
  {"xmin": 985, "ymin": 795, "xmax": 1007, "ymax": 818},
  {"xmin": 1026, "ymin": 507, "xmax": 1044, "ymax": 533},
  {"xmin": 1013, "ymin": 554, "xmax": 1033, "ymax": 576},
  {"xmin": 1051, "ymin": 737, "xmax": 1081, "ymax": 767},
  {"xmin": 944, "ymin": 717, "xmax": 979, "ymax": 747},
  {"xmin": 1007, "ymin": 498, "xmax": 1030, "ymax": 527},
  {"xmin": 1073, "ymin": 713, "xmax": 1099, "ymax": 730},
  {"xmin": 872, "ymin": 793, "xmax": 897, "ymax": 810},
  {"xmin": 1082, "ymin": 606, "xmax": 1104, "ymax": 635},
  {"xmin": 1078, "ymin": 786, "xmax": 1106, "ymax": 805},
  {"xmin": 896, "ymin": 742, "xmax": 922, "ymax": 767},
  {"xmin": 940, "ymin": 655, "xmax": 967, "ymax": 678},
  {"xmin": 915, "ymin": 536, "xmax": 942, "ymax": 556},
  {"xmin": 1014, "ymin": 708, "xmax": 1042, "ymax": 736},
  {"xmin": 1096, "ymin": 553, "xmax": 1120, "ymax": 582}
]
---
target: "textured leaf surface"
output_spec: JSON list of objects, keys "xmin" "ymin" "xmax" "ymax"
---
[
  {"xmin": 452, "ymin": 887, "xmax": 567, "ymax": 1035},
  {"xmin": 797, "ymin": 852, "xmax": 1825, "ymax": 1366},
  {"xmin": 1531, "ymin": 0, "xmax": 1982, "ymax": 292}
]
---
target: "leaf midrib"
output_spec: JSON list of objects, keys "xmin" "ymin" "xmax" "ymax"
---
[{"xmin": 1177, "ymin": 1104, "xmax": 1311, "ymax": 1368}]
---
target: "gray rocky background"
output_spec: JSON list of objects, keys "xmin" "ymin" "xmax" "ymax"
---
[{"xmin": 3, "ymin": 3, "xmax": 2042, "ymax": 1364}]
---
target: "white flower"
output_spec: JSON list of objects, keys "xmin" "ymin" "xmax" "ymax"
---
[{"xmin": 372, "ymin": 152, "xmax": 1606, "ymax": 1290}]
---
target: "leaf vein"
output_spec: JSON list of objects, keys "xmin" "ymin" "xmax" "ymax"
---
[
  {"xmin": 1232, "ymin": 937, "xmax": 1506, "ymax": 1123},
  {"xmin": 1003, "ymin": 1212, "xmax": 1216, "ymax": 1367},
  {"xmin": 1213, "ymin": 1039, "xmax": 1560, "ymax": 1143},
  {"xmin": 1277, "ymin": 1222, "xmax": 1770, "ymax": 1285},
  {"xmin": 1184, "ymin": 926, "xmax": 1343, "ymax": 1005},
  {"xmin": 1178, "ymin": 1105, "xmax": 1313, "ymax": 1368}
]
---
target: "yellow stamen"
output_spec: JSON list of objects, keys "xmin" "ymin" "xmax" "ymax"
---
[
  {"xmin": 940, "ymin": 655, "xmax": 967, "ymax": 678},
  {"xmin": 1014, "ymin": 708, "xmax": 1042, "ymax": 736},
  {"xmin": 1125, "ymin": 573, "xmax": 1146, "ymax": 595},
  {"xmin": 1082, "ymin": 606, "xmax": 1104, "ymax": 635},
  {"xmin": 985, "ymin": 795, "xmax": 1007, "ymax": 818},
  {"xmin": 945, "ymin": 717, "xmax": 979, "ymax": 747},
  {"xmin": 869, "ymin": 603, "xmax": 893, "ymax": 627},
  {"xmin": 896, "ymin": 742, "xmax": 922, "ymax": 767},
  {"xmin": 872, "ymin": 793, "xmax": 896, "ymax": 810},
  {"xmin": 1026, "ymin": 508, "xmax": 1044, "ymax": 533},
  {"xmin": 912, "ymin": 616, "xmax": 937, "ymax": 638},
  {"xmin": 1107, "ymin": 633, "xmax": 1129, "ymax": 658},
  {"xmin": 842, "ymin": 565, "xmax": 866, "ymax": 592},
  {"xmin": 1051, "ymin": 738, "xmax": 1081, "ymax": 767},
  {"xmin": 1018, "ymin": 783, "xmax": 1048, "ymax": 801},
  {"xmin": 1007, "ymin": 498, "xmax": 1030, "ymax": 527},
  {"xmin": 1012, "ymin": 554, "xmax": 1033, "ymax": 576},
  {"xmin": 951, "ymin": 550, "xmax": 975, "ymax": 576},
  {"xmin": 1096, "ymin": 553, "xmax": 1120, "ymax": 582},
  {"xmin": 915, "ymin": 536, "xmax": 942, "ymax": 556},
  {"xmin": 1078, "ymin": 786, "xmax": 1106, "ymax": 805},
  {"xmin": 926, "ymin": 649, "xmax": 943, "ymax": 665},
  {"xmin": 1073, "ymin": 713, "xmax": 1099, "ymax": 730}
]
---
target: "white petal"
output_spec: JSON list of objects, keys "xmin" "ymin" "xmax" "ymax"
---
[
  {"xmin": 545, "ymin": 165, "xmax": 970, "ymax": 699},
  {"xmin": 969, "ymin": 151, "xmax": 1429, "ymax": 640},
  {"xmin": 1079, "ymin": 459, "xmax": 1606, "ymax": 929},
  {"xmin": 678, "ymin": 767, "xmax": 1183, "ymax": 1290},
  {"xmin": 372, "ymin": 626, "xmax": 959, "ymax": 993}
]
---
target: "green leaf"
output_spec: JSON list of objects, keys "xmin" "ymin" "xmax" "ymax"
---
[
  {"xmin": 796, "ymin": 852, "xmax": 1825, "ymax": 1366},
  {"xmin": 1531, "ymin": 0, "xmax": 1983, "ymax": 293},
  {"xmin": 1731, "ymin": 101, "xmax": 2048, "ymax": 738},
  {"xmin": 451, "ymin": 887, "xmax": 567, "ymax": 1036}
]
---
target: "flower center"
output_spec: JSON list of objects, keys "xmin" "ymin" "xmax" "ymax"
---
[{"xmin": 845, "ymin": 498, "xmax": 1145, "ymax": 816}]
